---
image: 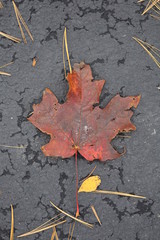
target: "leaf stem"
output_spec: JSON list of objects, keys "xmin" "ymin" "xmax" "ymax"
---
[{"xmin": 75, "ymin": 151, "xmax": 79, "ymax": 217}]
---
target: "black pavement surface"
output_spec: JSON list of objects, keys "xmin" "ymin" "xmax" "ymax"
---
[{"xmin": 0, "ymin": 0, "xmax": 160, "ymax": 239}]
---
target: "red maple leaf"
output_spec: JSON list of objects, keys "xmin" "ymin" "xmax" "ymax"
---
[
  {"xmin": 28, "ymin": 62, "xmax": 140, "ymax": 217},
  {"xmin": 28, "ymin": 62, "xmax": 140, "ymax": 161}
]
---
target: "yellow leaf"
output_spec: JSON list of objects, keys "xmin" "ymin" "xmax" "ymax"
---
[{"xmin": 78, "ymin": 176, "xmax": 101, "ymax": 193}]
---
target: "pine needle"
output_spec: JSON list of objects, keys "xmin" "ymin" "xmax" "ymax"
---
[
  {"xmin": 68, "ymin": 223, "xmax": 72, "ymax": 240},
  {"xmin": 0, "ymin": 71, "xmax": 11, "ymax": 76},
  {"xmin": 0, "ymin": 61, "xmax": 14, "ymax": 69},
  {"xmin": 50, "ymin": 201, "xmax": 93, "ymax": 228},
  {"xmin": 0, "ymin": 144, "xmax": 26, "ymax": 149},
  {"xmin": 91, "ymin": 205, "xmax": 101, "ymax": 225},
  {"xmin": 51, "ymin": 227, "xmax": 59, "ymax": 240},
  {"xmin": 142, "ymin": 0, "xmax": 159, "ymax": 15},
  {"xmin": 69, "ymin": 222, "xmax": 75, "ymax": 240},
  {"xmin": 95, "ymin": 190, "xmax": 146, "ymax": 199},
  {"xmin": 10, "ymin": 205, "xmax": 14, "ymax": 240},
  {"xmin": 0, "ymin": 31, "xmax": 21, "ymax": 43},
  {"xmin": 12, "ymin": 1, "xmax": 33, "ymax": 43},
  {"xmin": 80, "ymin": 166, "xmax": 97, "ymax": 183},
  {"xmin": 63, "ymin": 27, "xmax": 72, "ymax": 79},
  {"xmin": 133, "ymin": 37, "xmax": 160, "ymax": 68},
  {"xmin": 0, "ymin": 1, "xmax": 3, "ymax": 9},
  {"xmin": 54, "ymin": 227, "xmax": 59, "ymax": 240},
  {"xmin": 15, "ymin": 3, "xmax": 34, "ymax": 41},
  {"xmin": 18, "ymin": 219, "xmax": 66, "ymax": 238},
  {"xmin": 51, "ymin": 228, "xmax": 56, "ymax": 240},
  {"xmin": 150, "ymin": 13, "xmax": 160, "ymax": 19}
]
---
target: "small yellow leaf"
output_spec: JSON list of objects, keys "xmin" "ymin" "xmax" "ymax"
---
[{"xmin": 78, "ymin": 176, "xmax": 101, "ymax": 193}]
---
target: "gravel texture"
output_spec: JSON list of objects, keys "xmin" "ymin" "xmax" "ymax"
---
[{"xmin": 0, "ymin": 0, "xmax": 160, "ymax": 239}]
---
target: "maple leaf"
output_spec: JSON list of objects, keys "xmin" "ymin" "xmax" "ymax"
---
[{"xmin": 28, "ymin": 62, "xmax": 140, "ymax": 161}]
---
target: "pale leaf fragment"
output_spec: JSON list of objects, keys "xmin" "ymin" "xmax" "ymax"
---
[{"xmin": 78, "ymin": 176, "xmax": 101, "ymax": 193}]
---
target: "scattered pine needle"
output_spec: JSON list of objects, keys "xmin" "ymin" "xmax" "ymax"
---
[
  {"xmin": 91, "ymin": 205, "xmax": 101, "ymax": 225},
  {"xmin": 94, "ymin": 190, "xmax": 146, "ymax": 199},
  {"xmin": 27, "ymin": 213, "xmax": 63, "ymax": 234},
  {"xmin": 50, "ymin": 201, "xmax": 93, "ymax": 229},
  {"xmin": 0, "ymin": 144, "xmax": 26, "ymax": 149},
  {"xmin": 150, "ymin": 13, "xmax": 160, "ymax": 19},
  {"xmin": 10, "ymin": 205, "xmax": 14, "ymax": 240},
  {"xmin": 0, "ymin": 31, "xmax": 21, "ymax": 43},
  {"xmin": 54, "ymin": 227, "xmax": 59, "ymax": 240},
  {"xmin": 51, "ymin": 227, "xmax": 59, "ymax": 240},
  {"xmin": 18, "ymin": 217, "xmax": 66, "ymax": 238},
  {"xmin": 0, "ymin": 71, "xmax": 11, "ymax": 76},
  {"xmin": 133, "ymin": 37, "xmax": 160, "ymax": 68},
  {"xmin": 80, "ymin": 166, "xmax": 97, "ymax": 183},
  {"xmin": 0, "ymin": 61, "xmax": 14, "ymax": 69},
  {"xmin": 51, "ymin": 227, "xmax": 56, "ymax": 240},
  {"xmin": 68, "ymin": 223, "xmax": 72, "ymax": 240},
  {"xmin": 63, "ymin": 27, "xmax": 72, "ymax": 78},
  {"xmin": 69, "ymin": 222, "xmax": 75, "ymax": 240},
  {"xmin": 0, "ymin": 62, "xmax": 14, "ymax": 76},
  {"xmin": 142, "ymin": 0, "xmax": 159, "ymax": 15},
  {"xmin": 12, "ymin": 0, "xmax": 33, "ymax": 43},
  {"xmin": 0, "ymin": 1, "xmax": 3, "ymax": 9}
]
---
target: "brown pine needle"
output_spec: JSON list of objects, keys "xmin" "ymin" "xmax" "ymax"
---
[
  {"xmin": 51, "ymin": 227, "xmax": 59, "ymax": 240},
  {"xmin": 26, "ymin": 214, "xmax": 64, "ymax": 234},
  {"xmin": 133, "ymin": 37, "xmax": 160, "ymax": 68},
  {"xmin": 50, "ymin": 201, "xmax": 93, "ymax": 228},
  {"xmin": 18, "ymin": 220, "xmax": 66, "ymax": 238},
  {"xmin": 80, "ymin": 166, "xmax": 97, "ymax": 183},
  {"xmin": 150, "ymin": 13, "xmax": 160, "ymax": 19},
  {"xmin": 95, "ymin": 190, "xmax": 146, "ymax": 199},
  {"xmin": 152, "ymin": 0, "xmax": 160, "ymax": 9},
  {"xmin": 0, "ymin": 31, "xmax": 21, "ymax": 43},
  {"xmin": 0, "ymin": 61, "xmax": 14, "ymax": 69},
  {"xmin": 0, "ymin": 62, "xmax": 13, "ymax": 76},
  {"xmin": 12, "ymin": 1, "xmax": 27, "ymax": 43},
  {"xmin": 91, "ymin": 205, "xmax": 101, "ymax": 225},
  {"xmin": 0, "ymin": 1, "xmax": 3, "ymax": 9},
  {"xmin": 0, "ymin": 71, "xmax": 11, "ymax": 76},
  {"xmin": 54, "ymin": 227, "xmax": 59, "ymax": 240},
  {"xmin": 15, "ymin": 3, "xmax": 34, "ymax": 41},
  {"xmin": 51, "ymin": 227, "xmax": 56, "ymax": 240},
  {"xmin": 142, "ymin": 0, "xmax": 159, "ymax": 15},
  {"xmin": 0, "ymin": 144, "xmax": 26, "ymax": 149},
  {"xmin": 68, "ymin": 223, "xmax": 72, "ymax": 240},
  {"xmin": 69, "ymin": 222, "xmax": 75, "ymax": 240},
  {"xmin": 63, "ymin": 27, "xmax": 72, "ymax": 79},
  {"xmin": 152, "ymin": 6, "xmax": 160, "ymax": 15},
  {"xmin": 10, "ymin": 205, "xmax": 14, "ymax": 240}
]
